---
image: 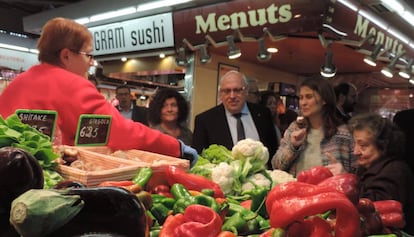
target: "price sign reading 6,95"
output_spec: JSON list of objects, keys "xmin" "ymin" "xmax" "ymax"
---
[
  {"xmin": 16, "ymin": 109, "xmax": 58, "ymax": 141},
  {"xmin": 75, "ymin": 114, "xmax": 112, "ymax": 146}
]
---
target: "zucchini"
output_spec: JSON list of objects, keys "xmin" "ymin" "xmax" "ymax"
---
[{"xmin": 10, "ymin": 189, "xmax": 84, "ymax": 237}]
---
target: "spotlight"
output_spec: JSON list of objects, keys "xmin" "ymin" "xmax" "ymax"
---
[
  {"xmin": 257, "ymin": 37, "xmax": 271, "ymax": 61},
  {"xmin": 363, "ymin": 44, "xmax": 382, "ymax": 66},
  {"xmin": 399, "ymin": 58, "xmax": 413, "ymax": 79},
  {"xmin": 226, "ymin": 35, "xmax": 241, "ymax": 59},
  {"xmin": 320, "ymin": 51, "xmax": 337, "ymax": 78},
  {"xmin": 381, "ymin": 51, "xmax": 405, "ymax": 78},
  {"xmin": 175, "ymin": 47, "xmax": 187, "ymax": 66},
  {"xmin": 199, "ymin": 44, "xmax": 211, "ymax": 64}
]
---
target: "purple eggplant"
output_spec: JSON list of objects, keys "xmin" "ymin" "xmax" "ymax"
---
[{"xmin": 49, "ymin": 187, "xmax": 148, "ymax": 237}]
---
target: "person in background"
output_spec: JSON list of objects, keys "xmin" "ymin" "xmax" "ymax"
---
[
  {"xmin": 192, "ymin": 70, "xmax": 278, "ymax": 168},
  {"xmin": 334, "ymin": 82, "xmax": 358, "ymax": 123},
  {"xmin": 259, "ymin": 91, "xmax": 281, "ymax": 145},
  {"xmin": 148, "ymin": 88, "xmax": 193, "ymax": 145},
  {"xmin": 276, "ymin": 95, "xmax": 298, "ymax": 136},
  {"xmin": 393, "ymin": 108, "xmax": 414, "ymax": 173},
  {"xmin": 0, "ymin": 17, "xmax": 197, "ymax": 163},
  {"xmin": 348, "ymin": 113, "xmax": 414, "ymax": 234},
  {"xmin": 115, "ymin": 85, "xmax": 149, "ymax": 126},
  {"xmin": 246, "ymin": 78, "xmax": 260, "ymax": 103},
  {"xmin": 272, "ymin": 76, "xmax": 356, "ymax": 176}
]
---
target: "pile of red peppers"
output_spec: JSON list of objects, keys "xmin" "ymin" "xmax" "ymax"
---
[
  {"xmin": 151, "ymin": 165, "xmax": 407, "ymax": 236},
  {"xmin": 264, "ymin": 166, "xmax": 407, "ymax": 237}
]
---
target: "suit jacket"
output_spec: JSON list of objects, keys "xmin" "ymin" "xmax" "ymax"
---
[
  {"xmin": 192, "ymin": 103, "xmax": 278, "ymax": 166},
  {"xmin": 117, "ymin": 104, "xmax": 149, "ymax": 126}
]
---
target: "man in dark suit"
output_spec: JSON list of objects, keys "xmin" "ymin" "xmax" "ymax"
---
[
  {"xmin": 393, "ymin": 108, "xmax": 414, "ymax": 173},
  {"xmin": 192, "ymin": 70, "xmax": 278, "ymax": 167},
  {"xmin": 115, "ymin": 85, "xmax": 149, "ymax": 125}
]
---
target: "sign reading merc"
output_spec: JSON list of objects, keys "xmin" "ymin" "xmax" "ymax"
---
[{"xmin": 89, "ymin": 13, "xmax": 174, "ymax": 56}]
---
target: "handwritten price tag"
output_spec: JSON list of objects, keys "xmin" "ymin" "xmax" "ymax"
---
[
  {"xmin": 16, "ymin": 109, "xmax": 58, "ymax": 141},
  {"xmin": 75, "ymin": 114, "xmax": 112, "ymax": 146}
]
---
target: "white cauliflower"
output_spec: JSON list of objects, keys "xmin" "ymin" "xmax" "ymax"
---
[
  {"xmin": 266, "ymin": 169, "xmax": 296, "ymax": 187},
  {"xmin": 241, "ymin": 173, "xmax": 272, "ymax": 192},
  {"xmin": 232, "ymin": 138, "xmax": 269, "ymax": 164},
  {"xmin": 211, "ymin": 162, "xmax": 235, "ymax": 195}
]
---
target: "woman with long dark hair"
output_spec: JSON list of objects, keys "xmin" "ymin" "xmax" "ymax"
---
[{"xmin": 271, "ymin": 76, "xmax": 356, "ymax": 176}]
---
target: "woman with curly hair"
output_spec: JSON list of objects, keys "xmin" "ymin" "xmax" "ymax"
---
[
  {"xmin": 148, "ymin": 88, "xmax": 193, "ymax": 145},
  {"xmin": 271, "ymin": 76, "xmax": 356, "ymax": 176},
  {"xmin": 349, "ymin": 112, "xmax": 414, "ymax": 233}
]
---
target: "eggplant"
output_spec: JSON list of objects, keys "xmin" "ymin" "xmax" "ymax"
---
[
  {"xmin": 49, "ymin": 187, "xmax": 148, "ymax": 237},
  {"xmin": 0, "ymin": 147, "xmax": 44, "ymax": 237},
  {"xmin": 0, "ymin": 147, "xmax": 44, "ymax": 213}
]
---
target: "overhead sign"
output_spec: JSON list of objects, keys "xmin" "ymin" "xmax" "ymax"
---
[
  {"xmin": 329, "ymin": 1, "xmax": 409, "ymax": 58},
  {"xmin": 16, "ymin": 109, "xmax": 57, "ymax": 141},
  {"xmin": 75, "ymin": 114, "xmax": 112, "ymax": 146},
  {"xmin": 89, "ymin": 13, "xmax": 174, "ymax": 56},
  {"xmin": 173, "ymin": 0, "xmax": 326, "ymax": 46}
]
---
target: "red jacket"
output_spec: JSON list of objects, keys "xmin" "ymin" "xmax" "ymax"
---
[{"xmin": 0, "ymin": 63, "xmax": 181, "ymax": 157}]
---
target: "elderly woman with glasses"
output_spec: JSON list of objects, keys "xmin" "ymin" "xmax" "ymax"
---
[{"xmin": 0, "ymin": 17, "xmax": 198, "ymax": 162}]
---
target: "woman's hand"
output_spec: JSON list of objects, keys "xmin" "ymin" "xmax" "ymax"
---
[
  {"xmin": 324, "ymin": 152, "xmax": 345, "ymax": 175},
  {"xmin": 290, "ymin": 128, "xmax": 307, "ymax": 148}
]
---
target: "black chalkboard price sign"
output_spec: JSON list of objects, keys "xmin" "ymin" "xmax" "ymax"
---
[
  {"xmin": 75, "ymin": 114, "xmax": 112, "ymax": 146},
  {"xmin": 16, "ymin": 109, "xmax": 58, "ymax": 141}
]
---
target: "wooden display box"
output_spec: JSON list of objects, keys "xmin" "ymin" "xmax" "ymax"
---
[
  {"xmin": 76, "ymin": 146, "xmax": 190, "ymax": 190},
  {"xmin": 56, "ymin": 147, "xmax": 149, "ymax": 187}
]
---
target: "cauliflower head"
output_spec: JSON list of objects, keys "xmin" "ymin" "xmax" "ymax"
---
[
  {"xmin": 211, "ymin": 162, "xmax": 235, "ymax": 195},
  {"xmin": 266, "ymin": 169, "xmax": 296, "ymax": 187},
  {"xmin": 231, "ymin": 138, "xmax": 269, "ymax": 164},
  {"xmin": 241, "ymin": 173, "xmax": 272, "ymax": 192}
]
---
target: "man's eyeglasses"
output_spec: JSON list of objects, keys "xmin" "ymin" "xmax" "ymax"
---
[
  {"xmin": 220, "ymin": 87, "xmax": 246, "ymax": 95},
  {"xmin": 77, "ymin": 51, "xmax": 94, "ymax": 60}
]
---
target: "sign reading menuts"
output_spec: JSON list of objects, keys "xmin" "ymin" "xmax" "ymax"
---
[{"xmin": 89, "ymin": 13, "xmax": 174, "ymax": 56}]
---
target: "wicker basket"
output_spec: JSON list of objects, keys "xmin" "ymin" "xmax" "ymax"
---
[
  {"xmin": 75, "ymin": 146, "xmax": 190, "ymax": 190},
  {"xmin": 56, "ymin": 146, "xmax": 150, "ymax": 187}
]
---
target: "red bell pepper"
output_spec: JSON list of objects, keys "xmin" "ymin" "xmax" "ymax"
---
[
  {"xmin": 373, "ymin": 200, "xmax": 406, "ymax": 229},
  {"xmin": 286, "ymin": 216, "xmax": 333, "ymax": 237},
  {"xmin": 297, "ymin": 166, "xmax": 333, "ymax": 185},
  {"xmin": 316, "ymin": 173, "xmax": 360, "ymax": 204},
  {"xmin": 165, "ymin": 165, "xmax": 224, "ymax": 198},
  {"xmin": 266, "ymin": 181, "xmax": 361, "ymax": 237},
  {"xmin": 159, "ymin": 204, "xmax": 222, "ymax": 237},
  {"xmin": 357, "ymin": 198, "xmax": 384, "ymax": 236},
  {"xmin": 97, "ymin": 180, "xmax": 141, "ymax": 193}
]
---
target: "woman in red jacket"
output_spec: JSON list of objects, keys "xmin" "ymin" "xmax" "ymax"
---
[{"xmin": 0, "ymin": 17, "xmax": 197, "ymax": 162}]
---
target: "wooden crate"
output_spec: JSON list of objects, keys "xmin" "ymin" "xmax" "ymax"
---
[
  {"xmin": 56, "ymin": 147, "xmax": 149, "ymax": 187},
  {"xmin": 76, "ymin": 146, "xmax": 190, "ymax": 190}
]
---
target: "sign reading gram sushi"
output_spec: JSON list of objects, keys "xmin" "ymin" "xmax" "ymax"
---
[{"xmin": 75, "ymin": 114, "xmax": 112, "ymax": 146}]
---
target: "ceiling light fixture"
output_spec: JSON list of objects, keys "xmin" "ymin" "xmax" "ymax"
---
[
  {"xmin": 363, "ymin": 44, "xmax": 383, "ymax": 67},
  {"xmin": 175, "ymin": 47, "xmax": 188, "ymax": 66},
  {"xmin": 226, "ymin": 35, "xmax": 241, "ymax": 59},
  {"xmin": 137, "ymin": 0, "xmax": 192, "ymax": 12},
  {"xmin": 320, "ymin": 51, "xmax": 337, "ymax": 78},
  {"xmin": 199, "ymin": 43, "xmax": 211, "ymax": 64},
  {"xmin": 257, "ymin": 37, "xmax": 271, "ymax": 61},
  {"xmin": 399, "ymin": 58, "xmax": 413, "ymax": 79},
  {"xmin": 381, "ymin": 51, "xmax": 405, "ymax": 78}
]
